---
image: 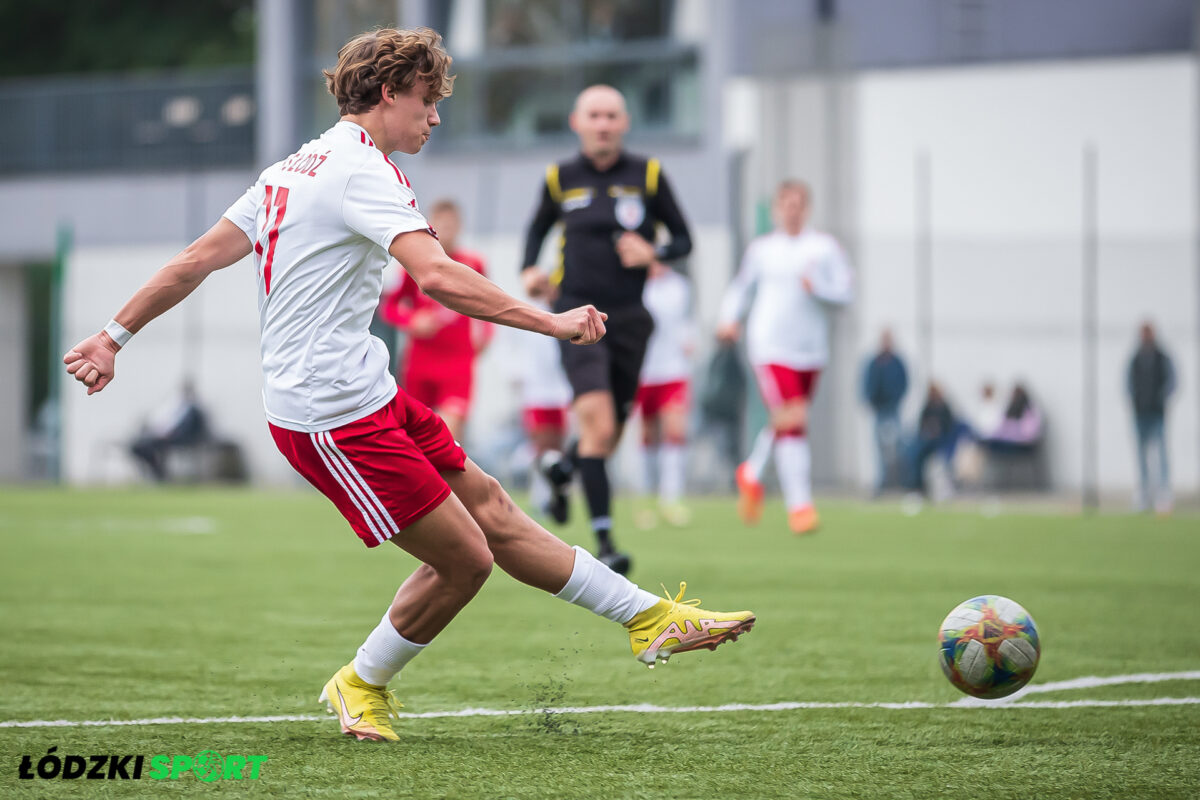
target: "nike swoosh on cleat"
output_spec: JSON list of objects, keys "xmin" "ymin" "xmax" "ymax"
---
[
  {"xmin": 335, "ymin": 685, "xmax": 364, "ymax": 727},
  {"xmin": 634, "ymin": 637, "xmax": 649, "ymax": 643}
]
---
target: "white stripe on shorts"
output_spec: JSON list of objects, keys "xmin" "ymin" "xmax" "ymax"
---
[
  {"xmin": 318, "ymin": 431, "xmax": 400, "ymax": 537},
  {"xmin": 309, "ymin": 432, "xmax": 386, "ymax": 544},
  {"xmin": 754, "ymin": 365, "xmax": 783, "ymax": 409}
]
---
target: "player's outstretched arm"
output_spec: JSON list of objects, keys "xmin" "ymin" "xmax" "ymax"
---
[
  {"xmin": 63, "ymin": 218, "xmax": 252, "ymax": 395},
  {"xmin": 390, "ymin": 230, "xmax": 606, "ymax": 344}
]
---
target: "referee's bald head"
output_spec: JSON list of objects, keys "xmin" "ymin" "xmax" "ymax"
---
[
  {"xmin": 570, "ymin": 85, "xmax": 630, "ymax": 162},
  {"xmin": 573, "ymin": 84, "xmax": 627, "ymax": 116}
]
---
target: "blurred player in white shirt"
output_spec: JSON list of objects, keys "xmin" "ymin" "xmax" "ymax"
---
[
  {"xmin": 634, "ymin": 262, "xmax": 694, "ymax": 528},
  {"xmin": 65, "ymin": 27, "xmax": 754, "ymax": 743},
  {"xmin": 717, "ymin": 180, "xmax": 853, "ymax": 534},
  {"xmin": 520, "ymin": 294, "xmax": 575, "ymax": 523}
]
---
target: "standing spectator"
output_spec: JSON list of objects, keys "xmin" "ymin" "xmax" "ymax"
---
[
  {"xmin": 717, "ymin": 180, "xmax": 854, "ymax": 535},
  {"xmin": 521, "ymin": 84, "xmax": 693, "ymax": 574},
  {"xmin": 380, "ymin": 199, "xmax": 492, "ymax": 441},
  {"xmin": 862, "ymin": 329, "xmax": 908, "ymax": 496},
  {"xmin": 1127, "ymin": 321, "xmax": 1176, "ymax": 513}
]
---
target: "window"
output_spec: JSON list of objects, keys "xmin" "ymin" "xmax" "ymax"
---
[{"xmin": 431, "ymin": 0, "xmax": 699, "ymax": 147}]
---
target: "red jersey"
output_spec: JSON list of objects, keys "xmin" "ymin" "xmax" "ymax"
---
[{"xmin": 380, "ymin": 249, "xmax": 493, "ymax": 368}]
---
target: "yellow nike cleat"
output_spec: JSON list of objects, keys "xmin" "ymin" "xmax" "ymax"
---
[
  {"xmin": 625, "ymin": 582, "xmax": 755, "ymax": 667},
  {"xmin": 318, "ymin": 663, "xmax": 403, "ymax": 742}
]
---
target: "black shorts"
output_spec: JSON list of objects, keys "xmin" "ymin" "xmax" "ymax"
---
[{"xmin": 555, "ymin": 300, "xmax": 654, "ymax": 424}]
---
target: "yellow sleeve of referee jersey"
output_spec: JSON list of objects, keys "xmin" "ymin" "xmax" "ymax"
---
[
  {"xmin": 546, "ymin": 164, "xmax": 563, "ymax": 204},
  {"xmin": 646, "ymin": 158, "xmax": 660, "ymax": 197}
]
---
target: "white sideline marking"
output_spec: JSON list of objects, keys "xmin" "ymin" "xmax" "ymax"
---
[
  {"xmin": 948, "ymin": 669, "xmax": 1200, "ymax": 707},
  {"xmin": 2, "ymin": 672, "xmax": 1197, "ymax": 730}
]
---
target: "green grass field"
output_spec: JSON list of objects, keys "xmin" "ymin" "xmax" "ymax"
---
[{"xmin": 1, "ymin": 487, "xmax": 1197, "ymax": 798}]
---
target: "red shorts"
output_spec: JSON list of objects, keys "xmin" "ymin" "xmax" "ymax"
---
[
  {"xmin": 634, "ymin": 380, "xmax": 689, "ymax": 419},
  {"xmin": 523, "ymin": 407, "xmax": 567, "ymax": 435},
  {"xmin": 269, "ymin": 391, "xmax": 467, "ymax": 548},
  {"xmin": 403, "ymin": 360, "xmax": 473, "ymax": 418},
  {"xmin": 753, "ymin": 364, "xmax": 821, "ymax": 409}
]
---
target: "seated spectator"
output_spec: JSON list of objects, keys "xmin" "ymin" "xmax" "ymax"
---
[
  {"xmin": 981, "ymin": 382, "xmax": 1042, "ymax": 453},
  {"xmin": 904, "ymin": 381, "xmax": 961, "ymax": 495},
  {"xmin": 129, "ymin": 380, "xmax": 211, "ymax": 482},
  {"xmin": 969, "ymin": 380, "xmax": 1005, "ymax": 440}
]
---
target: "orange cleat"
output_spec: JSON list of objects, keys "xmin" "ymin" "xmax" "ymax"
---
[
  {"xmin": 735, "ymin": 462, "xmax": 765, "ymax": 524},
  {"xmin": 787, "ymin": 505, "xmax": 820, "ymax": 535}
]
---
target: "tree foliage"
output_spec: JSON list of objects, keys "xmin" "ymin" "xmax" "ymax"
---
[{"xmin": 0, "ymin": 0, "xmax": 255, "ymax": 78}]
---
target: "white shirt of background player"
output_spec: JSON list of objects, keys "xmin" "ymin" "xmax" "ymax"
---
[
  {"xmin": 640, "ymin": 265, "xmax": 695, "ymax": 387},
  {"xmin": 718, "ymin": 226, "xmax": 854, "ymax": 370}
]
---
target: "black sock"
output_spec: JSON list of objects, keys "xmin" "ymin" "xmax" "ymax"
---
[{"xmin": 577, "ymin": 456, "xmax": 613, "ymax": 551}]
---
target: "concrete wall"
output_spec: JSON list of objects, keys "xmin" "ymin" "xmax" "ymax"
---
[
  {"xmin": 59, "ymin": 244, "xmax": 299, "ymax": 486},
  {"xmin": 0, "ymin": 268, "xmax": 26, "ymax": 480},
  {"xmin": 852, "ymin": 55, "xmax": 1198, "ymax": 495}
]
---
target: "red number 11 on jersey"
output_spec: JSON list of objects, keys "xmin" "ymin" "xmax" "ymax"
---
[{"xmin": 254, "ymin": 185, "xmax": 290, "ymax": 295}]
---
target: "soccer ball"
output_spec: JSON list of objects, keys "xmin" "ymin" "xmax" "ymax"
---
[{"xmin": 937, "ymin": 595, "xmax": 1040, "ymax": 699}]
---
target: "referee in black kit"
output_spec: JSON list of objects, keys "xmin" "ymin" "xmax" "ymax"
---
[{"xmin": 521, "ymin": 84, "xmax": 693, "ymax": 575}]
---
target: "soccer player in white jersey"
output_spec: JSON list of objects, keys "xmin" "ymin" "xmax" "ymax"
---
[
  {"xmin": 717, "ymin": 180, "xmax": 854, "ymax": 535},
  {"xmin": 63, "ymin": 28, "xmax": 754, "ymax": 743},
  {"xmin": 634, "ymin": 262, "xmax": 695, "ymax": 528}
]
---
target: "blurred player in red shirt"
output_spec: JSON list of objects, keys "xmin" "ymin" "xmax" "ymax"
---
[{"xmin": 380, "ymin": 199, "xmax": 492, "ymax": 440}]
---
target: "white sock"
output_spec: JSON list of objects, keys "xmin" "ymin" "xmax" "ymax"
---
[
  {"xmin": 745, "ymin": 427, "xmax": 774, "ymax": 481},
  {"xmin": 640, "ymin": 444, "xmax": 659, "ymax": 496},
  {"xmin": 554, "ymin": 546, "xmax": 660, "ymax": 623},
  {"xmin": 530, "ymin": 464, "xmax": 551, "ymax": 512},
  {"xmin": 353, "ymin": 614, "xmax": 427, "ymax": 687},
  {"xmin": 659, "ymin": 443, "xmax": 686, "ymax": 505},
  {"xmin": 775, "ymin": 435, "xmax": 812, "ymax": 511}
]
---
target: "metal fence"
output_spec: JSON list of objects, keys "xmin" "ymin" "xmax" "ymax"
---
[{"xmin": 0, "ymin": 70, "xmax": 255, "ymax": 175}]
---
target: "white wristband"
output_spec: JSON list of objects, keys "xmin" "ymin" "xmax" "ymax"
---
[{"xmin": 103, "ymin": 319, "xmax": 133, "ymax": 348}]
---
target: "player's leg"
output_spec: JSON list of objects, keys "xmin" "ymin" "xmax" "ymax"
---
[
  {"xmin": 583, "ymin": 306, "xmax": 654, "ymax": 565},
  {"xmin": 656, "ymin": 385, "xmax": 691, "ymax": 526},
  {"xmin": 539, "ymin": 338, "xmax": 615, "ymax": 551},
  {"xmin": 320, "ymin": 495, "xmax": 494, "ymax": 742},
  {"xmin": 772, "ymin": 369, "xmax": 820, "ymax": 534},
  {"xmin": 773, "ymin": 399, "xmax": 816, "ymax": 534},
  {"xmin": 270, "ymin": 400, "xmax": 489, "ymax": 741},
  {"xmin": 432, "ymin": 361, "xmax": 473, "ymax": 442},
  {"xmin": 443, "ymin": 457, "xmax": 756, "ymax": 666},
  {"xmin": 525, "ymin": 408, "xmax": 566, "ymax": 521},
  {"xmin": 635, "ymin": 395, "xmax": 661, "ymax": 530},
  {"xmin": 736, "ymin": 365, "xmax": 784, "ymax": 524},
  {"xmin": 574, "ymin": 388, "xmax": 627, "ymax": 570}
]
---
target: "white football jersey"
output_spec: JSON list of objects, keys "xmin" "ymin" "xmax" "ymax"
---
[
  {"xmin": 640, "ymin": 268, "xmax": 694, "ymax": 385},
  {"xmin": 223, "ymin": 121, "xmax": 431, "ymax": 432},
  {"xmin": 718, "ymin": 228, "xmax": 854, "ymax": 370},
  {"xmin": 519, "ymin": 299, "xmax": 573, "ymax": 409}
]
